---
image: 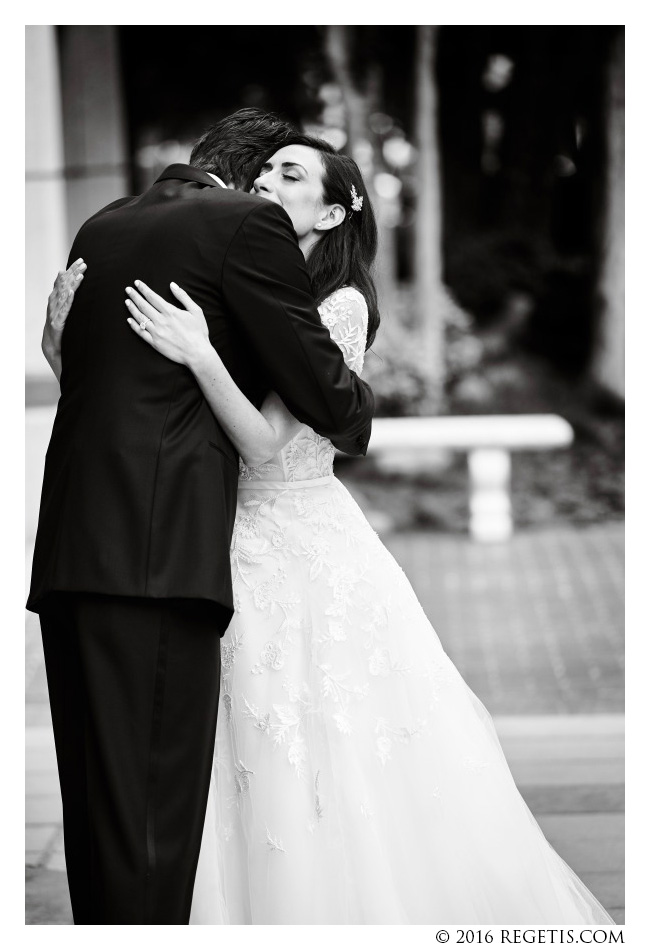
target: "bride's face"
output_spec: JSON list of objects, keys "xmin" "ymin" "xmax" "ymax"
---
[{"xmin": 252, "ymin": 145, "xmax": 343, "ymax": 247}]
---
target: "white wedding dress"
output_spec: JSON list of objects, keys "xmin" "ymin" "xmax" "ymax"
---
[{"xmin": 190, "ymin": 287, "xmax": 614, "ymax": 925}]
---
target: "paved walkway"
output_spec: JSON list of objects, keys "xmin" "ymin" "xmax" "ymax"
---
[{"xmin": 25, "ymin": 407, "xmax": 624, "ymax": 923}]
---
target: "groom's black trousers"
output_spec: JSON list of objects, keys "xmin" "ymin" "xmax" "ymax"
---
[{"xmin": 39, "ymin": 593, "xmax": 224, "ymax": 924}]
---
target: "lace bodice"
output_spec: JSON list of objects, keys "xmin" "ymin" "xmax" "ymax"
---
[{"xmin": 238, "ymin": 287, "xmax": 369, "ymax": 484}]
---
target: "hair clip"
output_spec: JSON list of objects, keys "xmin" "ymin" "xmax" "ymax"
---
[{"xmin": 350, "ymin": 184, "xmax": 364, "ymax": 212}]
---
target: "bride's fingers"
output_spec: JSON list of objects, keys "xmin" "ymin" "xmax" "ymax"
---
[
  {"xmin": 60, "ymin": 271, "xmax": 84, "ymax": 296},
  {"xmin": 169, "ymin": 282, "xmax": 200, "ymax": 313},
  {"xmin": 125, "ymin": 298, "xmax": 157, "ymax": 327},
  {"xmin": 126, "ymin": 316, "xmax": 155, "ymax": 345},
  {"xmin": 53, "ymin": 261, "xmax": 85, "ymax": 295},
  {"xmin": 62, "ymin": 260, "xmax": 86, "ymax": 283},
  {"xmin": 125, "ymin": 286, "xmax": 158, "ymax": 322},
  {"xmin": 133, "ymin": 279, "xmax": 169, "ymax": 314}
]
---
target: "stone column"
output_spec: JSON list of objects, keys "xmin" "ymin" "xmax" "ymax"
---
[
  {"xmin": 25, "ymin": 26, "xmax": 68, "ymax": 382},
  {"xmin": 58, "ymin": 26, "xmax": 129, "ymax": 244}
]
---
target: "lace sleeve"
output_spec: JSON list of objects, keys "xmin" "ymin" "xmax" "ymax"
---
[{"xmin": 318, "ymin": 287, "xmax": 369, "ymax": 375}]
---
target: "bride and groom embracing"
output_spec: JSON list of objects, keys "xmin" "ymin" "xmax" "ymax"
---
[{"xmin": 29, "ymin": 108, "xmax": 614, "ymax": 926}]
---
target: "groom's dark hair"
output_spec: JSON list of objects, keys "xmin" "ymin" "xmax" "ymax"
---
[{"xmin": 190, "ymin": 108, "xmax": 296, "ymax": 190}]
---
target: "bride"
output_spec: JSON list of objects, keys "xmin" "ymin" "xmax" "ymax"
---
[{"xmin": 48, "ymin": 136, "xmax": 614, "ymax": 925}]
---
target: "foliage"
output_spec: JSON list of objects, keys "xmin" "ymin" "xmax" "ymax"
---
[
  {"xmin": 445, "ymin": 231, "xmax": 596, "ymax": 375},
  {"xmin": 363, "ymin": 316, "xmax": 433, "ymax": 417},
  {"xmin": 445, "ymin": 231, "xmax": 547, "ymax": 325},
  {"xmin": 364, "ymin": 286, "xmax": 484, "ymax": 416}
]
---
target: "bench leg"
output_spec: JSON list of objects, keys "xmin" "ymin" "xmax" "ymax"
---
[{"xmin": 468, "ymin": 448, "xmax": 512, "ymax": 542}]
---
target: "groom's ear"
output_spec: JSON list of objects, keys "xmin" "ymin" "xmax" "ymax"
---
[{"xmin": 315, "ymin": 204, "xmax": 346, "ymax": 232}]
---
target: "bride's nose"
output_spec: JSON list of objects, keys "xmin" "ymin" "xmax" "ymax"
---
[{"xmin": 253, "ymin": 173, "xmax": 273, "ymax": 195}]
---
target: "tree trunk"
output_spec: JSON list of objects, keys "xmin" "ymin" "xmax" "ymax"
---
[
  {"xmin": 592, "ymin": 28, "xmax": 624, "ymax": 400},
  {"xmin": 324, "ymin": 26, "xmax": 397, "ymax": 316},
  {"xmin": 414, "ymin": 25, "xmax": 446, "ymax": 412},
  {"xmin": 325, "ymin": 26, "xmax": 367, "ymax": 155}
]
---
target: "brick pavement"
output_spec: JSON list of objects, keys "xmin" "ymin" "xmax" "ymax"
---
[{"xmin": 382, "ymin": 523, "xmax": 624, "ymax": 715}]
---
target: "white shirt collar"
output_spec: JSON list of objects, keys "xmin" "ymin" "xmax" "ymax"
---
[{"xmin": 207, "ymin": 172, "xmax": 228, "ymax": 188}]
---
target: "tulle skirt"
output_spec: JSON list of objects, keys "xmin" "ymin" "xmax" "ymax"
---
[{"xmin": 190, "ymin": 477, "xmax": 614, "ymax": 925}]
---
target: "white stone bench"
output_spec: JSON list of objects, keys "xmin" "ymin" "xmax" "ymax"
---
[{"xmin": 357, "ymin": 414, "xmax": 574, "ymax": 542}]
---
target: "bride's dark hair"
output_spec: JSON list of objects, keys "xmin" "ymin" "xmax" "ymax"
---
[{"xmin": 247, "ymin": 136, "xmax": 380, "ymax": 350}]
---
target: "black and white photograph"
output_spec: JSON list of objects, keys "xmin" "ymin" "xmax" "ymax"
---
[{"xmin": 24, "ymin": 18, "xmax": 625, "ymax": 931}]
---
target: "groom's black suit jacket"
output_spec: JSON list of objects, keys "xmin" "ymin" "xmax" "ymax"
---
[{"xmin": 27, "ymin": 165, "xmax": 374, "ymax": 623}]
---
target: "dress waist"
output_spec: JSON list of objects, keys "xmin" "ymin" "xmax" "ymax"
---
[{"xmin": 237, "ymin": 475, "xmax": 334, "ymax": 491}]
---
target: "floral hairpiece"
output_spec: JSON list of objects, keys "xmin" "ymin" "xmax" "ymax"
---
[{"xmin": 350, "ymin": 184, "xmax": 364, "ymax": 212}]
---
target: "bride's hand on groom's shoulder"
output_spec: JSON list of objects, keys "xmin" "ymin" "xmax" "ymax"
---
[
  {"xmin": 42, "ymin": 258, "xmax": 86, "ymax": 381},
  {"xmin": 125, "ymin": 280, "xmax": 212, "ymax": 370},
  {"xmin": 45, "ymin": 258, "xmax": 86, "ymax": 340}
]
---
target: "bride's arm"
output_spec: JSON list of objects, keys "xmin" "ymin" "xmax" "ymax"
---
[
  {"xmin": 125, "ymin": 281, "xmax": 303, "ymax": 468},
  {"xmin": 183, "ymin": 348, "xmax": 303, "ymax": 468},
  {"xmin": 41, "ymin": 259, "xmax": 87, "ymax": 382}
]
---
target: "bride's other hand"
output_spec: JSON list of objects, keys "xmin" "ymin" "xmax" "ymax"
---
[
  {"xmin": 42, "ymin": 258, "xmax": 86, "ymax": 382},
  {"xmin": 46, "ymin": 258, "xmax": 86, "ymax": 337},
  {"xmin": 125, "ymin": 281, "xmax": 212, "ymax": 369}
]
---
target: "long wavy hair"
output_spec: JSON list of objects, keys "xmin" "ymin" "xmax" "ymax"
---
[{"xmin": 247, "ymin": 136, "xmax": 380, "ymax": 350}]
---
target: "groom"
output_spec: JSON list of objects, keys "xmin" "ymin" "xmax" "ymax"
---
[{"xmin": 27, "ymin": 108, "xmax": 374, "ymax": 924}]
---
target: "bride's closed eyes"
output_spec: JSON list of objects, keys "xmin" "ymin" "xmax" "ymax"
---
[{"xmin": 258, "ymin": 161, "xmax": 304, "ymax": 183}]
